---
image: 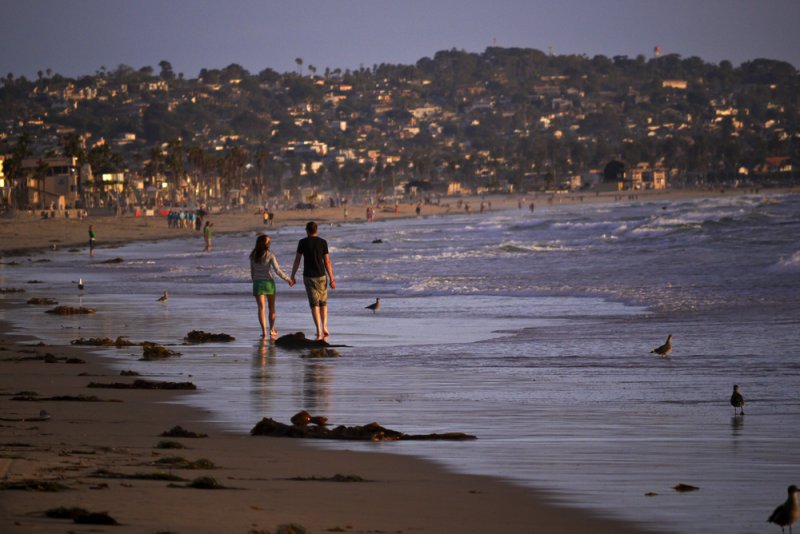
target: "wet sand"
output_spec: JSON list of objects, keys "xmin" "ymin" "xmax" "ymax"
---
[{"xmin": 0, "ymin": 308, "xmax": 651, "ymax": 533}]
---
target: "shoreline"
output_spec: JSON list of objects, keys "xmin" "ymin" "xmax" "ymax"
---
[
  {"xmin": 2, "ymin": 186, "xmax": 797, "ymax": 256},
  {"xmin": 0, "ymin": 300, "xmax": 653, "ymax": 533},
  {"xmin": 2, "ymin": 186, "xmax": 797, "ymax": 531}
]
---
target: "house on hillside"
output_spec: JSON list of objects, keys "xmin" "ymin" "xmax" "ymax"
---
[
  {"xmin": 627, "ymin": 163, "xmax": 667, "ymax": 190},
  {"xmin": 0, "ymin": 155, "xmax": 8, "ymax": 207},
  {"xmin": 20, "ymin": 157, "xmax": 80, "ymax": 209}
]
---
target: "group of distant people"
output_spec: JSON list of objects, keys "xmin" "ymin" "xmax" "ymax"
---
[{"xmin": 167, "ymin": 210, "xmax": 202, "ymax": 230}]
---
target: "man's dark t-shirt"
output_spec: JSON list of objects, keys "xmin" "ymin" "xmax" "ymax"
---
[{"xmin": 296, "ymin": 236, "xmax": 329, "ymax": 278}]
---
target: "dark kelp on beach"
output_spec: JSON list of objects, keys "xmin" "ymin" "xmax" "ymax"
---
[
  {"xmin": 251, "ymin": 411, "xmax": 477, "ymax": 441},
  {"xmin": 184, "ymin": 330, "xmax": 235, "ymax": 343},
  {"xmin": 87, "ymin": 379, "xmax": 196, "ymax": 390}
]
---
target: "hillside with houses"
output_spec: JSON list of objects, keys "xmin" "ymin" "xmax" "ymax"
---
[{"xmin": 0, "ymin": 48, "xmax": 797, "ymax": 212}]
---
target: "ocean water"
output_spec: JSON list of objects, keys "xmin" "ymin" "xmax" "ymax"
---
[{"xmin": 2, "ymin": 193, "xmax": 799, "ymax": 533}]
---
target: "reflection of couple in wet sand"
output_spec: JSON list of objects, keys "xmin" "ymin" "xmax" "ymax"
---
[{"xmin": 250, "ymin": 221, "xmax": 335, "ymax": 341}]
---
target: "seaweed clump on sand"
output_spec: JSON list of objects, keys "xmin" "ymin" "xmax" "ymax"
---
[
  {"xmin": 141, "ymin": 342, "xmax": 181, "ymax": 360},
  {"xmin": 46, "ymin": 306, "xmax": 95, "ymax": 315},
  {"xmin": 71, "ymin": 336, "xmax": 138, "ymax": 347},
  {"xmin": 160, "ymin": 426, "xmax": 208, "ymax": 438},
  {"xmin": 251, "ymin": 411, "xmax": 477, "ymax": 441},
  {"xmin": 46, "ymin": 507, "xmax": 119, "ymax": 525},
  {"xmin": 26, "ymin": 297, "xmax": 58, "ymax": 305},
  {"xmin": 0, "ymin": 479, "xmax": 69, "ymax": 492},
  {"xmin": 154, "ymin": 440, "xmax": 188, "ymax": 449},
  {"xmin": 91, "ymin": 469, "xmax": 184, "ymax": 481},
  {"xmin": 184, "ymin": 330, "xmax": 235, "ymax": 343},
  {"xmin": 153, "ymin": 456, "xmax": 216, "ymax": 469},
  {"xmin": 12, "ymin": 394, "xmax": 103, "ymax": 402},
  {"xmin": 289, "ymin": 474, "xmax": 367, "ymax": 482},
  {"xmin": 185, "ymin": 476, "xmax": 226, "ymax": 489},
  {"xmin": 275, "ymin": 332, "xmax": 347, "ymax": 349},
  {"xmin": 87, "ymin": 379, "xmax": 196, "ymax": 390}
]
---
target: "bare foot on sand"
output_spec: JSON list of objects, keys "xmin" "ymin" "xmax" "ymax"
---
[{"xmin": 270, "ymin": 329, "xmax": 278, "ymax": 340}]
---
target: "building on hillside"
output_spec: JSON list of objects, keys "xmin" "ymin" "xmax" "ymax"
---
[
  {"xmin": 627, "ymin": 163, "xmax": 667, "ymax": 190},
  {"xmin": 21, "ymin": 156, "xmax": 80, "ymax": 209},
  {"xmin": 662, "ymin": 80, "xmax": 688, "ymax": 90}
]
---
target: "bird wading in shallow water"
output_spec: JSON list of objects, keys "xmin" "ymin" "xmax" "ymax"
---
[
  {"xmin": 650, "ymin": 334, "xmax": 672, "ymax": 356},
  {"xmin": 768, "ymin": 485, "xmax": 799, "ymax": 533},
  {"xmin": 730, "ymin": 384, "xmax": 745, "ymax": 415},
  {"xmin": 158, "ymin": 291, "xmax": 169, "ymax": 302},
  {"xmin": 366, "ymin": 298, "xmax": 380, "ymax": 313}
]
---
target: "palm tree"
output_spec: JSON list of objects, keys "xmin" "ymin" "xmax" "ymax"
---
[
  {"xmin": 295, "ymin": 57, "xmax": 304, "ymax": 75},
  {"xmin": 219, "ymin": 147, "xmax": 248, "ymax": 203},
  {"xmin": 166, "ymin": 138, "xmax": 186, "ymax": 202}
]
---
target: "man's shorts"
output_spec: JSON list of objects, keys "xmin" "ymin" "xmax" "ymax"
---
[
  {"xmin": 303, "ymin": 276, "xmax": 328, "ymax": 307},
  {"xmin": 252, "ymin": 280, "xmax": 276, "ymax": 296}
]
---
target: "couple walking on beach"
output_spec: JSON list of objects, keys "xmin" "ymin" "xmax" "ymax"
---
[{"xmin": 249, "ymin": 221, "xmax": 335, "ymax": 341}]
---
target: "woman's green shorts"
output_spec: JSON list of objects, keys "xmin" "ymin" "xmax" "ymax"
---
[{"xmin": 252, "ymin": 280, "xmax": 276, "ymax": 296}]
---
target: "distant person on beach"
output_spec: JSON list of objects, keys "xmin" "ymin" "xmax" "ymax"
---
[
  {"xmin": 88, "ymin": 225, "xmax": 96, "ymax": 257},
  {"xmin": 250, "ymin": 234, "xmax": 294, "ymax": 339},
  {"xmin": 203, "ymin": 221, "xmax": 213, "ymax": 251},
  {"xmin": 291, "ymin": 221, "xmax": 336, "ymax": 340}
]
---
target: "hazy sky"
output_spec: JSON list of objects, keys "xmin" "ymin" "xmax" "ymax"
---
[{"xmin": 2, "ymin": 0, "xmax": 798, "ymax": 79}]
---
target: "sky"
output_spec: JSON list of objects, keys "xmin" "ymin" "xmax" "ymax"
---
[{"xmin": 1, "ymin": 0, "xmax": 798, "ymax": 80}]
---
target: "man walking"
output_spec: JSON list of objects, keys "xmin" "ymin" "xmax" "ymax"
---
[{"xmin": 291, "ymin": 221, "xmax": 336, "ymax": 340}]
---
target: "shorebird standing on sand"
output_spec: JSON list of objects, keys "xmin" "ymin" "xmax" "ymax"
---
[
  {"xmin": 158, "ymin": 291, "xmax": 169, "ymax": 302},
  {"xmin": 730, "ymin": 384, "xmax": 745, "ymax": 415},
  {"xmin": 366, "ymin": 298, "xmax": 380, "ymax": 313},
  {"xmin": 650, "ymin": 334, "xmax": 672, "ymax": 356},
  {"xmin": 768, "ymin": 485, "xmax": 799, "ymax": 533}
]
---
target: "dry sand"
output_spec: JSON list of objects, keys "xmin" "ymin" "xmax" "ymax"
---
[
  {"xmin": 3, "ymin": 187, "xmax": 792, "ymax": 532},
  {"xmin": 4, "ymin": 187, "xmax": 793, "ymax": 255}
]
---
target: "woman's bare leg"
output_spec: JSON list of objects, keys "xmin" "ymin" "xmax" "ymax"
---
[
  {"xmin": 267, "ymin": 294, "xmax": 278, "ymax": 339},
  {"xmin": 255, "ymin": 295, "xmax": 267, "ymax": 338}
]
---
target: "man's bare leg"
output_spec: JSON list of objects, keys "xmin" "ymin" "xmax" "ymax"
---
[
  {"xmin": 311, "ymin": 306, "xmax": 323, "ymax": 339},
  {"xmin": 320, "ymin": 305, "xmax": 330, "ymax": 337}
]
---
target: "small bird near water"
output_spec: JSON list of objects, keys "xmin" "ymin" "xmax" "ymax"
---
[
  {"xmin": 366, "ymin": 298, "xmax": 380, "ymax": 313},
  {"xmin": 768, "ymin": 485, "xmax": 799, "ymax": 533},
  {"xmin": 77, "ymin": 277, "xmax": 84, "ymax": 290},
  {"xmin": 650, "ymin": 334, "xmax": 672, "ymax": 356},
  {"xmin": 158, "ymin": 291, "xmax": 169, "ymax": 302},
  {"xmin": 730, "ymin": 384, "xmax": 745, "ymax": 415}
]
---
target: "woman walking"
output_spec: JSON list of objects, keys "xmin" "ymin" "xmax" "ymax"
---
[{"xmin": 250, "ymin": 234, "xmax": 294, "ymax": 339}]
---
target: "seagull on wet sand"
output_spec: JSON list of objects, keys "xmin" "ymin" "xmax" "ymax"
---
[
  {"xmin": 650, "ymin": 334, "xmax": 672, "ymax": 356},
  {"xmin": 366, "ymin": 298, "xmax": 380, "ymax": 313},
  {"xmin": 158, "ymin": 290, "xmax": 169, "ymax": 302},
  {"xmin": 730, "ymin": 384, "xmax": 745, "ymax": 415},
  {"xmin": 768, "ymin": 485, "xmax": 799, "ymax": 533}
]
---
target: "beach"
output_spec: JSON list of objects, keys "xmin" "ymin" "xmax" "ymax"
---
[
  {"xmin": 1, "ymin": 188, "xmax": 783, "ymax": 255},
  {"xmin": 2, "ymin": 187, "xmax": 798, "ymax": 533},
  {"xmin": 0, "ymin": 321, "xmax": 648, "ymax": 533}
]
